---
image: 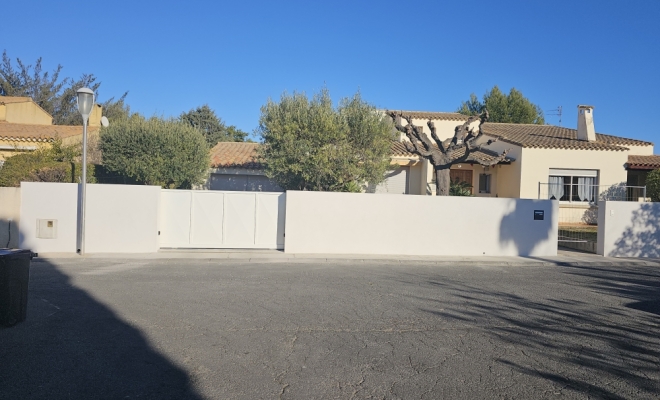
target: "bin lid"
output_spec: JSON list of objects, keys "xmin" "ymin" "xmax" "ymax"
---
[{"xmin": 0, "ymin": 249, "xmax": 32, "ymax": 258}]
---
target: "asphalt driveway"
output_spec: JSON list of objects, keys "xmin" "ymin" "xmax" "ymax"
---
[{"xmin": 1, "ymin": 257, "xmax": 658, "ymax": 399}]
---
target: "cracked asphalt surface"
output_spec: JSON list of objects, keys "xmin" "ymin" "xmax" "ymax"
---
[{"xmin": 1, "ymin": 257, "xmax": 659, "ymax": 399}]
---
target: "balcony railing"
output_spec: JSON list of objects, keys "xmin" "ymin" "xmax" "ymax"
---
[{"xmin": 538, "ymin": 183, "xmax": 647, "ymax": 203}]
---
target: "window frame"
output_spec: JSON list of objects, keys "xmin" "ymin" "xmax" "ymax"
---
[{"xmin": 547, "ymin": 169, "xmax": 599, "ymax": 204}]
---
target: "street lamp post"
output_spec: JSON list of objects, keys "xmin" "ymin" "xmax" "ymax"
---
[{"xmin": 76, "ymin": 88, "xmax": 94, "ymax": 255}]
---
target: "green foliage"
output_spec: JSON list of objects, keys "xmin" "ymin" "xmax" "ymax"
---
[
  {"xmin": 100, "ymin": 117, "xmax": 210, "ymax": 188},
  {"xmin": 449, "ymin": 179, "xmax": 473, "ymax": 196},
  {"xmin": 180, "ymin": 105, "xmax": 248, "ymax": 147},
  {"xmin": 458, "ymin": 86, "xmax": 545, "ymax": 124},
  {"xmin": 257, "ymin": 88, "xmax": 394, "ymax": 192},
  {"xmin": 0, "ymin": 140, "xmax": 95, "ymax": 187},
  {"xmin": 0, "ymin": 50, "xmax": 132, "ymax": 124},
  {"xmin": 647, "ymin": 169, "xmax": 660, "ymax": 202}
]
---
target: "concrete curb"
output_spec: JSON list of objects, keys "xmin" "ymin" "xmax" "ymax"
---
[{"xmin": 32, "ymin": 252, "xmax": 660, "ymax": 268}]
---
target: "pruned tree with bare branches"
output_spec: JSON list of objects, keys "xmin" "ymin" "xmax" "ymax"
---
[{"xmin": 388, "ymin": 110, "xmax": 509, "ymax": 196}]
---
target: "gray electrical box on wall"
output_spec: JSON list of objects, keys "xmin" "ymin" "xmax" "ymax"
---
[{"xmin": 37, "ymin": 219, "xmax": 58, "ymax": 239}]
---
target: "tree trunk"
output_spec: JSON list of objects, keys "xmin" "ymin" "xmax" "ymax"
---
[{"xmin": 435, "ymin": 167, "xmax": 450, "ymax": 196}]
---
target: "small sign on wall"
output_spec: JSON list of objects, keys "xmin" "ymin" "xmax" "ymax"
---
[{"xmin": 534, "ymin": 210, "xmax": 544, "ymax": 221}]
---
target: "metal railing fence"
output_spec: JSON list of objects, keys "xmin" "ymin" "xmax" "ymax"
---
[{"xmin": 538, "ymin": 183, "xmax": 647, "ymax": 203}]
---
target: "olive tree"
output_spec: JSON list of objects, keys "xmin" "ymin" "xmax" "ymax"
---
[{"xmin": 258, "ymin": 89, "xmax": 393, "ymax": 192}]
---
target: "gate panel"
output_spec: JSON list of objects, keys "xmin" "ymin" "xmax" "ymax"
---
[
  {"xmin": 190, "ymin": 192, "xmax": 225, "ymax": 246},
  {"xmin": 160, "ymin": 190, "xmax": 192, "ymax": 247},
  {"xmin": 160, "ymin": 190, "xmax": 284, "ymax": 249},
  {"xmin": 255, "ymin": 193, "xmax": 286, "ymax": 247},
  {"xmin": 223, "ymin": 193, "xmax": 257, "ymax": 247}
]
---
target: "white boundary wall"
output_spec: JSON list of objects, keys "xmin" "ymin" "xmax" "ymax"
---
[
  {"xmin": 20, "ymin": 182, "xmax": 78, "ymax": 253},
  {"xmin": 85, "ymin": 184, "xmax": 160, "ymax": 253},
  {"xmin": 285, "ymin": 191, "xmax": 558, "ymax": 256},
  {"xmin": 0, "ymin": 187, "xmax": 21, "ymax": 248},
  {"xmin": 597, "ymin": 201, "xmax": 660, "ymax": 258},
  {"xmin": 19, "ymin": 182, "xmax": 160, "ymax": 254}
]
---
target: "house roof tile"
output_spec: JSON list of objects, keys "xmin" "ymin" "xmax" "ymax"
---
[
  {"xmin": 480, "ymin": 123, "xmax": 652, "ymax": 151},
  {"xmin": 210, "ymin": 142, "xmax": 261, "ymax": 168},
  {"xmin": 387, "ymin": 110, "xmax": 470, "ymax": 122},
  {"xmin": 0, "ymin": 121, "xmax": 97, "ymax": 142},
  {"xmin": 626, "ymin": 155, "xmax": 660, "ymax": 170},
  {"xmin": 211, "ymin": 140, "xmax": 514, "ymax": 169}
]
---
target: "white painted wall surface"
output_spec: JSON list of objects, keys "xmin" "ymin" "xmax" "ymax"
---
[
  {"xmin": 285, "ymin": 191, "xmax": 558, "ymax": 256},
  {"xmin": 19, "ymin": 182, "xmax": 78, "ymax": 253},
  {"xmin": 0, "ymin": 187, "xmax": 21, "ymax": 248},
  {"xmin": 85, "ymin": 184, "xmax": 160, "ymax": 253},
  {"xmin": 626, "ymin": 144, "xmax": 654, "ymax": 156},
  {"xmin": 481, "ymin": 138, "xmax": 523, "ymax": 198},
  {"xmin": 519, "ymin": 148, "xmax": 630, "ymax": 200},
  {"xmin": 20, "ymin": 183, "xmax": 161, "ymax": 254},
  {"xmin": 597, "ymin": 201, "xmax": 660, "ymax": 258}
]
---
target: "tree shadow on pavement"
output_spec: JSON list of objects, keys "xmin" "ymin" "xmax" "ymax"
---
[
  {"xmin": 0, "ymin": 258, "xmax": 203, "ymax": 400},
  {"xmin": 409, "ymin": 263, "xmax": 660, "ymax": 399}
]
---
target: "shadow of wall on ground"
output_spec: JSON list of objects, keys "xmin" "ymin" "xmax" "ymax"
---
[
  {"xmin": 0, "ymin": 257, "xmax": 203, "ymax": 400},
  {"xmin": 401, "ymin": 263, "xmax": 660, "ymax": 399},
  {"xmin": 609, "ymin": 202, "xmax": 660, "ymax": 258},
  {"xmin": 498, "ymin": 200, "xmax": 555, "ymax": 256}
]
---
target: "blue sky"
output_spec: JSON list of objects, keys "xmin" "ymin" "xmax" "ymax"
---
[{"xmin": 2, "ymin": 0, "xmax": 659, "ymax": 150}]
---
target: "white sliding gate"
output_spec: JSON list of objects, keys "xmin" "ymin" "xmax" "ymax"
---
[{"xmin": 160, "ymin": 190, "xmax": 285, "ymax": 249}]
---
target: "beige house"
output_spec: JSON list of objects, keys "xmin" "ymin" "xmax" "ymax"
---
[
  {"xmin": 0, "ymin": 96, "xmax": 102, "ymax": 163},
  {"xmin": 387, "ymin": 105, "xmax": 656, "ymax": 223},
  {"xmin": 207, "ymin": 105, "xmax": 658, "ymax": 225},
  {"xmin": 204, "ymin": 132, "xmax": 513, "ymax": 195}
]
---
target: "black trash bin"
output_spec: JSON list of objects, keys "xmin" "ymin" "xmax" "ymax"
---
[{"xmin": 0, "ymin": 249, "xmax": 32, "ymax": 327}]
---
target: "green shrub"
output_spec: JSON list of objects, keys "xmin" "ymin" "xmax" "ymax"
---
[
  {"xmin": 0, "ymin": 141, "xmax": 95, "ymax": 187},
  {"xmin": 647, "ymin": 169, "xmax": 660, "ymax": 202},
  {"xmin": 100, "ymin": 116, "xmax": 209, "ymax": 189},
  {"xmin": 450, "ymin": 179, "xmax": 473, "ymax": 196}
]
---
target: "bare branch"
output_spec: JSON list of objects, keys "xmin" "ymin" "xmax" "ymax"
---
[
  {"xmin": 388, "ymin": 111, "xmax": 435, "ymax": 157},
  {"xmin": 427, "ymin": 120, "xmax": 446, "ymax": 152},
  {"xmin": 473, "ymin": 148, "xmax": 511, "ymax": 167},
  {"xmin": 388, "ymin": 111, "xmax": 408, "ymax": 134},
  {"xmin": 411, "ymin": 124, "xmax": 435, "ymax": 152},
  {"xmin": 404, "ymin": 135, "xmax": 432, "ymax": 157}
]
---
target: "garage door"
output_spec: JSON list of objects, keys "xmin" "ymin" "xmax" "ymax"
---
[
  {"xmin": 209, "ymin": 174, "xmax": 283, "ymax": 192},
  {"xmin": 374, "ymin": 166, "xmax": 409, "ymax": 194},
  {"xmin": 160, "ymin": 190, "xmax": 285, "ymax": 249}
]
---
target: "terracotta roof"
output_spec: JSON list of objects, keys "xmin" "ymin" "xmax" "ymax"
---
[
  {"xmin": 211, "ymin": 140, "xmax": 514, "ymax": 169},
  {"xmin": 626, "ymin": 155, "xmax": 660, "ymax": 170},
  {"xmin": 0, "ymin": 96, "xmax": 33, "ymax": 104},
  {"xmin": 480, "ymin": 123, "xmax": 653, "ymax": 151},
  {"xmin": 0, "ymin": 121, "xmax": 97, "ymax": 141},
  {"xmin": 390, "ymin": 141, "xmax": 513, "ymax": 164},
  {"xmin": 387, "ymin": 110, "xmax": 470, "ymax": 122},
  {"xmin": 210, "ymin": 142, "xmax": 261, "ymax": 168}
]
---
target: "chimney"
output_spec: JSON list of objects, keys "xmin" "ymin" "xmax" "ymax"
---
[{"xmin": 577, "ymin": 105, "xmax": 596, "ymax": 141}]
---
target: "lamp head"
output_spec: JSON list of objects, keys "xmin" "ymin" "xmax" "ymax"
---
[{"xmin": 76, "ymin": 87, "xmax": 95, "ymax": 119}]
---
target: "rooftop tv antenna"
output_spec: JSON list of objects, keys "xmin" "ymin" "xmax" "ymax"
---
[{"xmin": 546, "ymin": 106, "xmax": 562, "ymax": 126}]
